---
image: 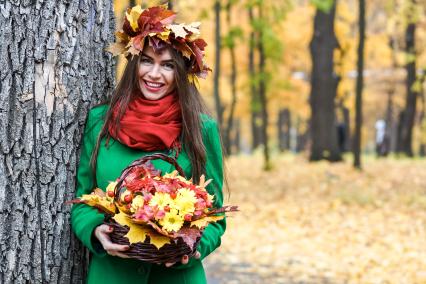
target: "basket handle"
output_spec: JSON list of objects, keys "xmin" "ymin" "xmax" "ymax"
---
[{"xmin": 114, "ymin": 153, "xmax": 186, "ymax": 197}]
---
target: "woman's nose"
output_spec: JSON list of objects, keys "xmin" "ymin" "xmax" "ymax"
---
[{"xmin": 148, "ymin": 64, "xmax": 161, "ymax": 79}]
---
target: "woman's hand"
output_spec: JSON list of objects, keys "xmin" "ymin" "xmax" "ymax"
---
[
  {"xmin": 164, "ymin": 251, "xmax": 201, "ymax": 267},
  {"xmin": 94, "ymin": 224, "xmax": 130, "ymax": 258}
]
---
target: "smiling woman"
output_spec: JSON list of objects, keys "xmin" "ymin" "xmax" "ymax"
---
[{"xmin": 70, "ymin": 4, "xmax": 226, "ymax": 284}]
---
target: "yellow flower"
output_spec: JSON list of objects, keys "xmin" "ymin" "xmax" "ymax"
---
[
  {"xmin": 131, "ymin": 195, "xmax": 145, "ymax": 213},
  {"xmin": 174, "ymin": 188, "xmax": 197, "ymax": 216},
  {"xmin": 149, "ymin": 192, "xmax": 172, "ymax": 209},
  {"xmin": 159, "ymin": 209, "xmax": 184, "ymax": 232},
  {"xmin": 177, "ymin": 188, "xmax": 197, "ymax": 202}
]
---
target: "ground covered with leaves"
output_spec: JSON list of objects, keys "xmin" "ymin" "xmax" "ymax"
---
[{"xmin": 204, "ymin": 154, "xmax": 426, "ymax": 284}]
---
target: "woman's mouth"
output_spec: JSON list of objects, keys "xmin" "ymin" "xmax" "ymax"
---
[{"xmin": 144, "ymin": 80, "xmax": 165, "ymax": 92}]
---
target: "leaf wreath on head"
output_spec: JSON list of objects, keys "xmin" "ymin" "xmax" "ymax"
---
[{"xmin": 107, "ymin": 4, "xmax": 211, "ymax": 80}]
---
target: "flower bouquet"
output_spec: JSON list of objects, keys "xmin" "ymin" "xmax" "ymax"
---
[{"xmin": 69, "ymin": 153, "xmax": 237, "ymax": 264}]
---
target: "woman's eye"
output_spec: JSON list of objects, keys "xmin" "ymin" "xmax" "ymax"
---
[
  {"xmin": 163, "ymin": 63, "xmax": 174, "ymax": 70},
  {"xmin": 141, "ymin": 58, "xmax": 152, "ymax": 64}
]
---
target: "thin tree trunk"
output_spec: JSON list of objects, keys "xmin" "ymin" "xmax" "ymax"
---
[
  {"xmin": 400, "ymin": 14, "xmax": 418, "ymax": 157},
  {"xmin": 167, "ymin": 0, "xmax": 174, "ymax": 10},
  {"xmin": 224, "ymin": 1, "xmax": 238, "ymax": 155},
  {"xmin": 354, "ymin": 0, "xmax": 366, "ymax": 169},
  {"xmin": 387, "ymin": 36, "xmax": 398, "ymax": 154},
  {"xmin": 418, "ymin": 69, "xmax": 426, "ymax": 156},
  {"xmin": 0, "ymin": 1, "xmax": 115, "ymax": 282},
  {"xmin": 233, "ymin": 118, "xmax": 241, "ymax": 153},
  {"xmin": 342, "ymin": 106, "xmax": 350, "ymax": 152},
  {"xmin": 309, "ymin": 1, "xmax": 342, "ymax": 162},
  {"xmin": 213, "ymin": 0, "xmax": 224, "ymax": 131},
  {"xmin": 278, "ymin": 108, "xmax": 291, "ymax": 151},
  {"xmin": 257, "ymin": 5, "xmax": 271, "ymax": 169},
  {"xmin": 248, "ymin": 5, "xmax": 262, "ymax": 151},
  {"xmin": 383, "ymin": 90, "xmax": 394, "ymax": 156}
]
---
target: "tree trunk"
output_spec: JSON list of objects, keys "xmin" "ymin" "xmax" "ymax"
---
[
  {"xmin": 400, "ymin": 18, "xmax": 418, "ymax": 157},
  {"xmin": 233, "ymin": 118, "xmax": 241, "ymax": 154},
  {"xmin": 248, "ymin": 6, "xmax": 262, "ymax": 151},
  {"xmin": 418, "ymin": 69, "xmax": 426, "ymax": 156},
  {"xmin": 213, "ymin": 0, "xmax": 224, "ymax": 131},
  {"xmin": 342, "ymin": 106, "xmax": 350, "ymax": 152},
  {"xmin": 309, "ymin": 1, "xmax": 342, "ymax": 162},
  {"xmin": 296, "ymin": 119, "xmax": 309, "ymax": 153},
  {"xmin": 353, "ymin": 0, "xmax": 366, "ymax": 169},
  {"xmin": 257, "ymin": 5, "xmax": 271, "ymax": 170},
  {"xmin": 383, "ymin": 90, "xmax": 394, "ymax": 156},
  {"xmin": 278, "ymin": 108, "xmax": 291, "ymax": 151},
  {"xmin": 224, "ymin": 1, "xmax": 238, "ymax": 155},
  {"xmin": 167, "ymin": 0, "xmax": 174, "ymax": 10},
  {"xmin": 396, "ymin": 110, "xmax": 405, "ymax": 154},
  {"xmin": 0, "ymin": 1, "xmax": 115, "ymax": 282}
]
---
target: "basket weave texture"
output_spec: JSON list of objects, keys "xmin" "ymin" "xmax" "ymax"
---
[{"xmin": 106, "ymin": 218, "xmax": 200, "ymax": 264}]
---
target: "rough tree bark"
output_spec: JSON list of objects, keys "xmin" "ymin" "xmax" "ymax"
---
[
  {"xmin": 309, "ymin": 0, "xmax": 342, "ymax": 162},
  {"xmin": 0, "ymin": 1, "xmax": 115, "ymax": 283}
]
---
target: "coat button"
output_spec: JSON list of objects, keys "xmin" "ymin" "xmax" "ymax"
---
[{"xmin": 137, "ymin": 265, "xmax": 146, "ymax": 275}]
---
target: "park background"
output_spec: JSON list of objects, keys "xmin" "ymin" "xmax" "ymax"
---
[{"xmin": 0, "ymin": 0, "xmax": 425, "ymax": 283}]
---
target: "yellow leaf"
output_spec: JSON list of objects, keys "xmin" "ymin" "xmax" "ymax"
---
[
  {"xmin": 115, "ymin": 31, "xmax": 129, "ymax": 43},
  {"xmin": 80, "ymin": 193, "xmax": 116, "ymax": 215},
  {"xmin": 112, "ymin": 211, "xmax": 133, "ymax": 227},
  {"xmin": 148, "ymin": 232, "xmax": 172, "ymax": 249},
  {"xmin": 191, "ymin": 215, "xmax": 224, "ymax": 229},
  {"xmin": 124, "ymin": 224, "xmax": 150, "ymax": 244},
  {"xmin": 106, "ymin": 42, "xmax": 126, "ymax": 56},
  {"xmin": 185, "ymin": 22, "xmax": 201, "ymax": 41},
  {"xmin": 156, "ymin": 30, "xmax": 171, "ymax": 41},
  {"xmin": 125, "ymin": 5, "xmax": 143, "ymax": 32},
  {"xmin": 169, "ymin": 24, "xmax": 188, "ymax": 39}
]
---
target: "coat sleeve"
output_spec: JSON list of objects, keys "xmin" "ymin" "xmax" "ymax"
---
[
  {"xmin": 70, "ymin": 109, "xmax": 107, "ymax": 257},
  {"xmin": 172, "ymin": 118, "xmax": 226, "ymax": 269}
]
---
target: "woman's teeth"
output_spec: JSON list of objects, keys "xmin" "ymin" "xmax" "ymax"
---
[{"xmin": 145, "ymin": 81, "xmax": 164, "ymax": 88}]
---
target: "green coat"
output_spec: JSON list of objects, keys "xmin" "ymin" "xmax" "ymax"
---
[{"xmin": 71, "ymin": 105, "xmax": 226, "ymax": 284}]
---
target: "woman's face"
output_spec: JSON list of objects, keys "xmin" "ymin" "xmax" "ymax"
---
[{"xmin": 138, "ymin": 46, "xmax": 176, "ymax": 100}]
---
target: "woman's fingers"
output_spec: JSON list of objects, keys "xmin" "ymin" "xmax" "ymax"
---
[
  {"xmin": 181, "ymin": 255, "xmax": 189, "ymax": 264},
  {"xmin": 164, "ymin": 262, "xmax": 175, "ymax": 267},
  {"xmin": 165, "ymin": 251, "xmax": 199, "ymax": 267},
  {"xmin": 106, "ymin": 250, "xmax": 131, "ymax": 258},
  {"xmin": 194, "ymin": 251, "xmax": 201, "ymax": 259},
  {"xmin": 94, "ymin": 224, "xmax": 130, "ymax": 257},
  {"xmin": 103, "ymin": 242, "xmax": 130, "ymax": 252}
]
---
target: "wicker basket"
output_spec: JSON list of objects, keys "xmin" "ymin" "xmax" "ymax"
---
[{"xmin": 107, "ymin": 153, "xmax": 201, "ymax": 264}]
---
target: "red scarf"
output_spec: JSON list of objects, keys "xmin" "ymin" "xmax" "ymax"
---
[{"xmin": 108, "ymin": 93, "xmax": 182, "ymax": 151}]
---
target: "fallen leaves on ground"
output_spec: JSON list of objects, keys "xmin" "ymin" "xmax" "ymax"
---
[{"xmin": 204, "ymin": 154, "xmax": 426, "ymax": 284}]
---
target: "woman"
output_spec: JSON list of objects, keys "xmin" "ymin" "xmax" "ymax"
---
[{"xmin": 71, "ymin": 5, "xmax": 225, "ymax": 284}]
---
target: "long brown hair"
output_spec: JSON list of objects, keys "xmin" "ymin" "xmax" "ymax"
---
[{"xmin": 90, "ymin": 45, "xmax": 211, "ymax": 186}]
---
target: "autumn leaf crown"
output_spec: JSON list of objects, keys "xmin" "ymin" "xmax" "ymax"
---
[{"xmin": 107, "ymin": 4, "xmax": 210, "ymax": 79}]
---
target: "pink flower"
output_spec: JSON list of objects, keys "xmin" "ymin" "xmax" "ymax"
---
[
  {"xmin": 155, "ymin": 210, "xmax": 166, "ymax": 220},
  {"xmin": 195, "ymin": 199, "xmax": 206, "ymax": 210},
  {"xmin": 144, "ymin": 193, "xmax": 153, "ymax": 202}
]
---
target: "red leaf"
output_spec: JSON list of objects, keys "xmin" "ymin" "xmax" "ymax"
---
[{"xmin": 176, "ymin": 227, "xmax": 202, "ymax": 250}]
